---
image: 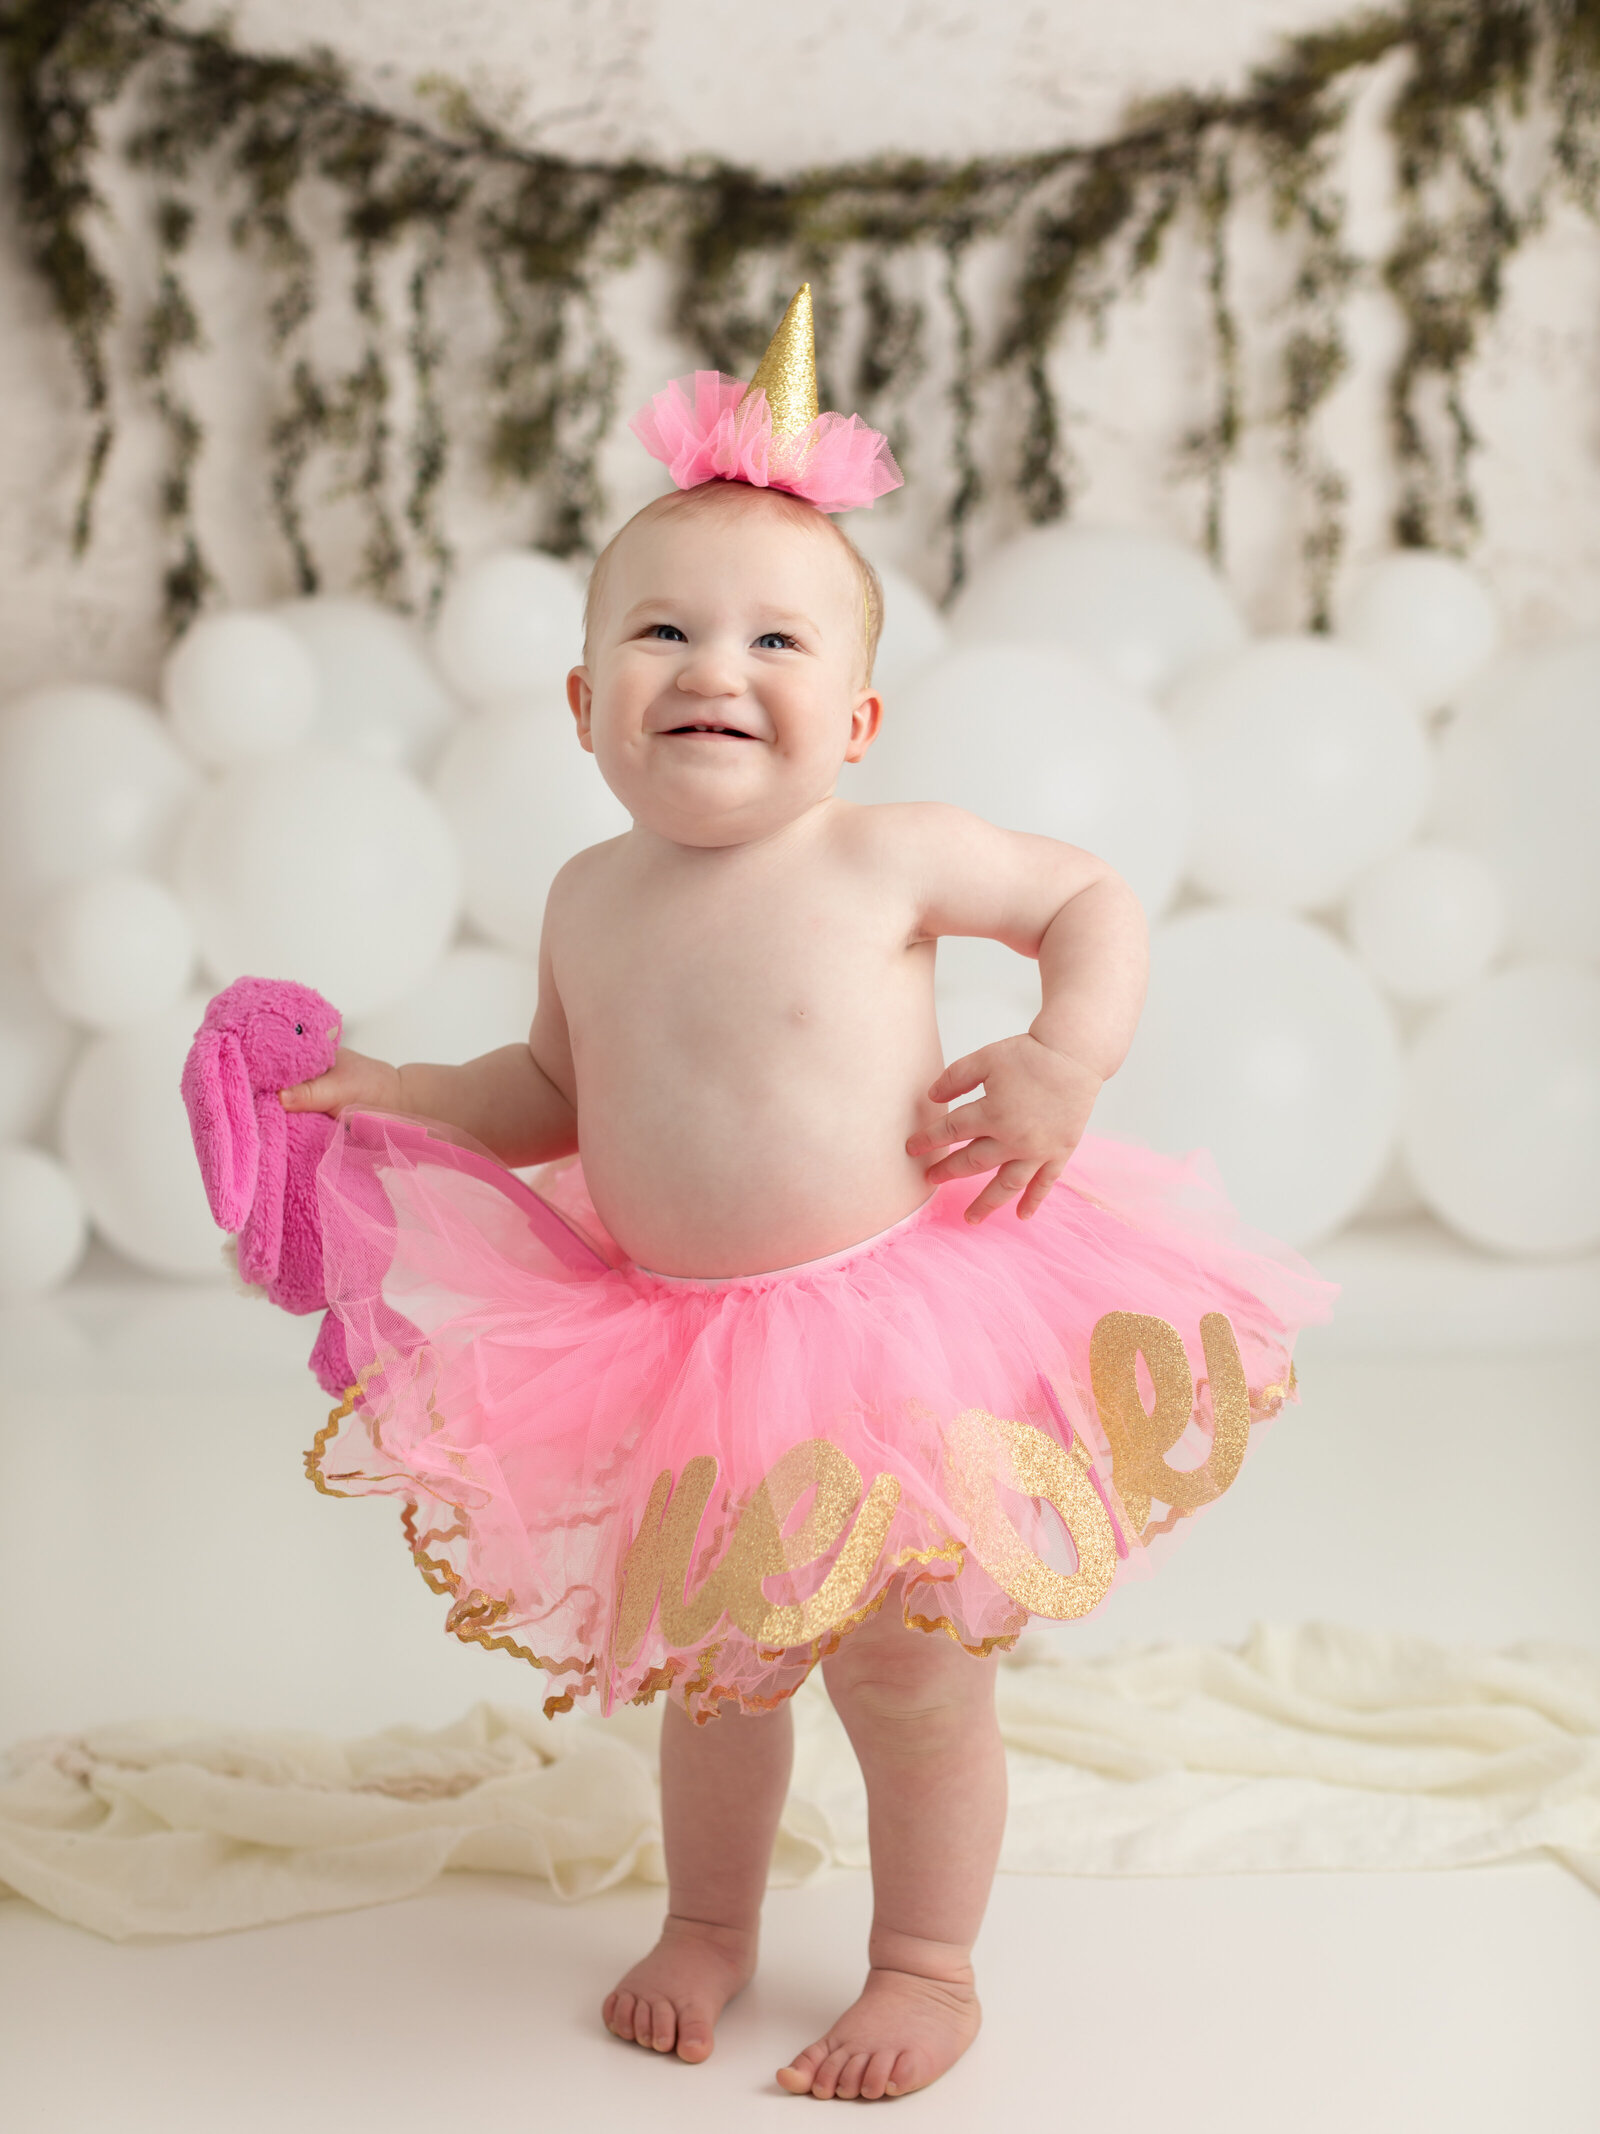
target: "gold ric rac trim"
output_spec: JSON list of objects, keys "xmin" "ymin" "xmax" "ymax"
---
[{"xmin": 304, "ymin": 1379, "xmax": 363, "ymax": 1497}]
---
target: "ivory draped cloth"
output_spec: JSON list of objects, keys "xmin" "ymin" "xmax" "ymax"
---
[{"xmin": 3, "ymin": 1623, "xmax": 1595, "ymax": 1942}]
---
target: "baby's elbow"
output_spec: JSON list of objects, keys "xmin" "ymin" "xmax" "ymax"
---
[
  {"xmin": 1108, "ymin": 870, "xmax": 1151, "ymax": 967},
  {"xmin": 1069, "ymin": 853, "xmax": 1144, "ymax": 927},
  {"xmin": 1060, "ymin": 862, "xmax": 1149, "ymax": 974},
  {"xmin": 1113, "ymin": 866, "xmax": 1149, "ymax": 939}
]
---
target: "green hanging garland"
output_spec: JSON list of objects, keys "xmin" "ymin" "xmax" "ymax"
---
[{"xmin": 3, "ymin": 0, "xmax": 1599, "ymax": 631}]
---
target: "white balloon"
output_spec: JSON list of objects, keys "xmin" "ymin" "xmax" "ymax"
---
[
  {"xmin": 872, "ymin": 564, "xmax": 948, "ymax": 698},
  {"xmin": 161, "ymin": 610, "xmax": 319, "ymax": 765},
  {"xmin": 432, "ymin": 550, "xmax": 587, "ymax": 704},
  {"xmin": 1402, "ymin": 964, "xmax": 1600, "ymax": 1255},
  {"xmin": 1093, "ymin": 907, "xmax": 1401, "ymax": 1246},
  {"xmin": 1167, "ymin": 636, "xmax": 1431, "ymax": 911},
  {"xmin": 0, "ymin": 953, "xmax": 79, "ymax": 1140},
  {"xmin": 0, "ymin": 1143, "xmax": 89, "ymax": 1298},
  {"xmin": 60, "ymin": 993, "xmax": 227, "ymax": 1278},
  {"xmin": 175, "ymin": 748, "xmax": 462, "ymax": 1020},
  {"xmin": 1345, "ymin": 844, "xmax": 1505, "ymax": 1004},
  {"xmin": 1334, "ymin": 550, "xmax": 1499, "ymax": 712},
  {"xmin": 433, "ymin": 696, "xmax": 631, "ymax": 956},
  {"xmin": 1432, "ymin": 635, "xmax": 1600, "ymax": 963},
  {"xmin": 346, "ymin": 945, "xmax": 540, "ymax": 1068},
  {"xmin": 949, "ymin": 524, "xmax": 1246, "ymax": 695},
  {"xmin": 1357, "ymin": 1150, "xmax": 1426, "ymax": 1222},
  {"xmin": 861, "ymin": 643, "xmax": 1190, "ymax": 917},
  {"xmin": 31, "ymin": 870, "xmax": 196, "ymax": 1031},
  {"xmin": 0, "ymin": 685, "xmax": 198, "ymax": 936},
  {"xmin": 277, "ymin": 597, "xmax": 459, "ymax": 770}
]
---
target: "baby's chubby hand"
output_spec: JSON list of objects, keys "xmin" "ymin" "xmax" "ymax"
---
[
  {"xmin": 906, "ymin": 1034, "xmax": 1103, "ymax": 1224},
  {"xmin": 279, "ymin": 1046, "xmax": 403, "ymax": 1117}
]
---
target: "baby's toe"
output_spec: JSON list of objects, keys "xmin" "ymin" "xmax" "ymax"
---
[
  {"xmin": 884, "ymin": 2046, "xmax": 925, "ymax": 2097},
  {"xmin": 834, "ymin": 2051, "xmax": 873, "ymax": 2100},
  {"xmin": 776, "ymin": 2042, "xmax": 826, "ymax": 2095},
  {"xmin": 646, "ymin": 1997, "xmax": 677, "ymax": 2052},
  {"xmin": 605, "ymin": 1989, "xmax": 634, "ymax": 2040},
  {"xmin": 810, "ymin": 2045, "xmax": 855, "ymax": 2100},
  {"xmin": 860, "ymin": 2047, "xmax": 900, "ymax": 2101},
  {"xmin": 676, "ymin": 2010, "xmax": 714, "ymax": 2063}
]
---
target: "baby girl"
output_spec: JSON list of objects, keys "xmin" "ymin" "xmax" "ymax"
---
[{"xmin": 284, "ymin": 296, "xmax": 1328, "ymax": 2101}]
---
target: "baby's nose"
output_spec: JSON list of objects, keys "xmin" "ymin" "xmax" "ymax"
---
[{"xmin": 676, "ymin": 646, "xmax": 746, "ymax": 695}]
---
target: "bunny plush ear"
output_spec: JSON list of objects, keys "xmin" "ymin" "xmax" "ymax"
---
[{"xmin": 181, "ymin": 1026, "xmax": 259, "ymax": 1230}]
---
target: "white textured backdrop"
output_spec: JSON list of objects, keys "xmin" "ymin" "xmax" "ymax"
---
[{"xmin": 4, "ymin": 0, "xmax": 1600, "ymax": 696}]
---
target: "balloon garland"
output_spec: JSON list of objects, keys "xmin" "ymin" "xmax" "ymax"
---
[{"xmin": 1, "ymin": 530, "xmax": 1595, "ymax": 1294}]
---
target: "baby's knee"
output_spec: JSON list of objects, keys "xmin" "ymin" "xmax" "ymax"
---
[{"xmin": 824, "ymin": 1619, "xmax": 995, "ymax": 1743}]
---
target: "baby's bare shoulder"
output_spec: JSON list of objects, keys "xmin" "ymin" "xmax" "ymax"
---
[
  {"xmin": 550, "ymin": 830, "xmax": 632, "ymax": 899},
  {"xmin": 836, "ymin": 798, "xmax": 995, "ymax": 869},
  {"xmin": 540, "ymin": 830, "xmax": 633, "ymax": 949}
]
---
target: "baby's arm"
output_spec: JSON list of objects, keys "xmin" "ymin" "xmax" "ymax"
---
[
  {"xmin": 280, "ymin": 917, "xmax": 580, "ymax": 1169},
  {"xmin": 891, "ymin": 802, "xmax": 1148, "ymax": 1223}
]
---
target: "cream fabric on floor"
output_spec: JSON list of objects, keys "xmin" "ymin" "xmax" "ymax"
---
[{"xmin": 3, "ymin": 1622, "xmax": 1596, "ymax": 1942}]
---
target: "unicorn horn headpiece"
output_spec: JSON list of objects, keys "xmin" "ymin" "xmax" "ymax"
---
[{"xmin": 629, "ymin": 283, "xmax": 902, "ymax": 515}]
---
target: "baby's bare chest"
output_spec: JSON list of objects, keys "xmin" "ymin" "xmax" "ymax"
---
[{"xmin": 553, "ymin": 860, "xmax": 925, "ymax": 1064}]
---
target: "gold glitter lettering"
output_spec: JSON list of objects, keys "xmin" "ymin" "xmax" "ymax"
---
[
  {"xmin": 750, "ymin": 1441, "xmax": 902, "ymax": 1645},
  {"xmin": 611, "ymin": 1438, "xmax": 904, "ymax": 1662},
  {"xmin": 944, "ymin": 1410, "xmax": 1119, "ymax": 1620},
  {"xmin": 1090, "ymin": 1311, "xmax": 1252, "ymax": 1539},
  {"xmin": 611, "ymin": 1455, "xmax": 720, "ymax": 1664}
]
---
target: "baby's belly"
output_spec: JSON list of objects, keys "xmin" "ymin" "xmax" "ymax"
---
[{"xmin": 574, "ymin": 1059, "xmax": 944, "ymax": 1277}]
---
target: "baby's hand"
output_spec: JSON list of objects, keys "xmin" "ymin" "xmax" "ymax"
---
[
  {"xmin": 279, "ymin": 1046, "xmax": 403, "ymax": 1117},
  {"xmin": 906, "ymin": 1034, "xmax": 1103, "ymax": 1224}
]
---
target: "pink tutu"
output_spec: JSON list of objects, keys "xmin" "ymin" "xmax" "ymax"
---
[{"xmin": 309, "ymin": 1115, "xmax": 1335, "ymax": 1720}]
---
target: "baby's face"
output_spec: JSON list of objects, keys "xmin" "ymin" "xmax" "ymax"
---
[{"xmin": 567, "ymin": 498, "xmax": 881, "ymax": 848}]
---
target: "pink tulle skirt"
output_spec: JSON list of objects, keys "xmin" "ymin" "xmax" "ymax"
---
[{"xmin": 310, "ymin": 1115, "xmax": 1335, "ymax": 1720}]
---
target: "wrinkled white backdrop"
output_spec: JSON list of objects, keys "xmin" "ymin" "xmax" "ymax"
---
[{"xmin": 5, "ymin": 0, "xmax": 1600, "ymax": 692}]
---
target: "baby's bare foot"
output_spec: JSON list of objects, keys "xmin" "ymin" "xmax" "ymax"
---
[
  {"xmin": 776, "ymin": 1960, "xmax": 982, "ymax": 2100},
  {"xmin": 602, "ymin": 1915, "xmax": 757, "ymax": 2064}
]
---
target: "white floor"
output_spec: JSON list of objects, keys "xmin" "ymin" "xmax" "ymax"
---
[
  {"xmin": 3, "ymin": 1862, "xmax": 1596, "ymax": 2131},
  {"xmin": 3, "ymin": 1248, "xmax": 1598, "ymax": 2127}
]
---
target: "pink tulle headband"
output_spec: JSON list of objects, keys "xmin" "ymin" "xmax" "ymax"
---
[{"xmin": 628, "ymin": 285, "xmax": 902, "ymax": 516}]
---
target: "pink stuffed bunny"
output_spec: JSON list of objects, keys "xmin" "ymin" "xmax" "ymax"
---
[{"xmin": 181, "ymin": 976, "xmax": 353, "ymax": 1392}]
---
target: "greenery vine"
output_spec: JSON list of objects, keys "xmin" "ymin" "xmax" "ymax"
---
[{"xmin": 3, "ymin": 0, "xmax": 1599, "ymax": 630}]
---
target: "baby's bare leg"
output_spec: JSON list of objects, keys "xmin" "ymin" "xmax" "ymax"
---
[
  {"xmin": 604, "ymin": 1694, "xmax": 793, "ymax": 2062},
  {"xmin": 777, "ymin": 1604, "xmax": 1006, "ymax": 2101}
]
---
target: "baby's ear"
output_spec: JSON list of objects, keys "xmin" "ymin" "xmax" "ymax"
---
[
  {"xmin": 566, "ymin": 666, "xmax": 595, "ymax": 752},
  {"xmin": 845, "ymin": 689, "xmax": 883, "ymax": 762}
]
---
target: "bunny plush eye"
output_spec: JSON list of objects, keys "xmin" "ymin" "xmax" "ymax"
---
[{"xmin": 294, "ymin": 1023, "xmax": 304, "ymax": 1035}]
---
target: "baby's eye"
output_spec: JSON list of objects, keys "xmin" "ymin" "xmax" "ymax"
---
[
  {"xmin": 754, "ymin": 631, "xmax": 797, "ymax": 651},
  {"xmin": 647, "ymin": 623, "xmax": 687, "ymax": 642}
]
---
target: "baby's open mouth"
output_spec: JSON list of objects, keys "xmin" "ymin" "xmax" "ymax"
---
[{"xmin": 666, "ymin": 723, "xmax": 758, "ymax": 738}]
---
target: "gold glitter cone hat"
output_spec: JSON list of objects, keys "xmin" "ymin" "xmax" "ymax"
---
[
  {"xmin": 740, "ymin": 283, "xmax": 820, "ymax": 440},
  {"xmin": 629, "ymin": 283, "xmax": 902, "ymax": 514}
]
